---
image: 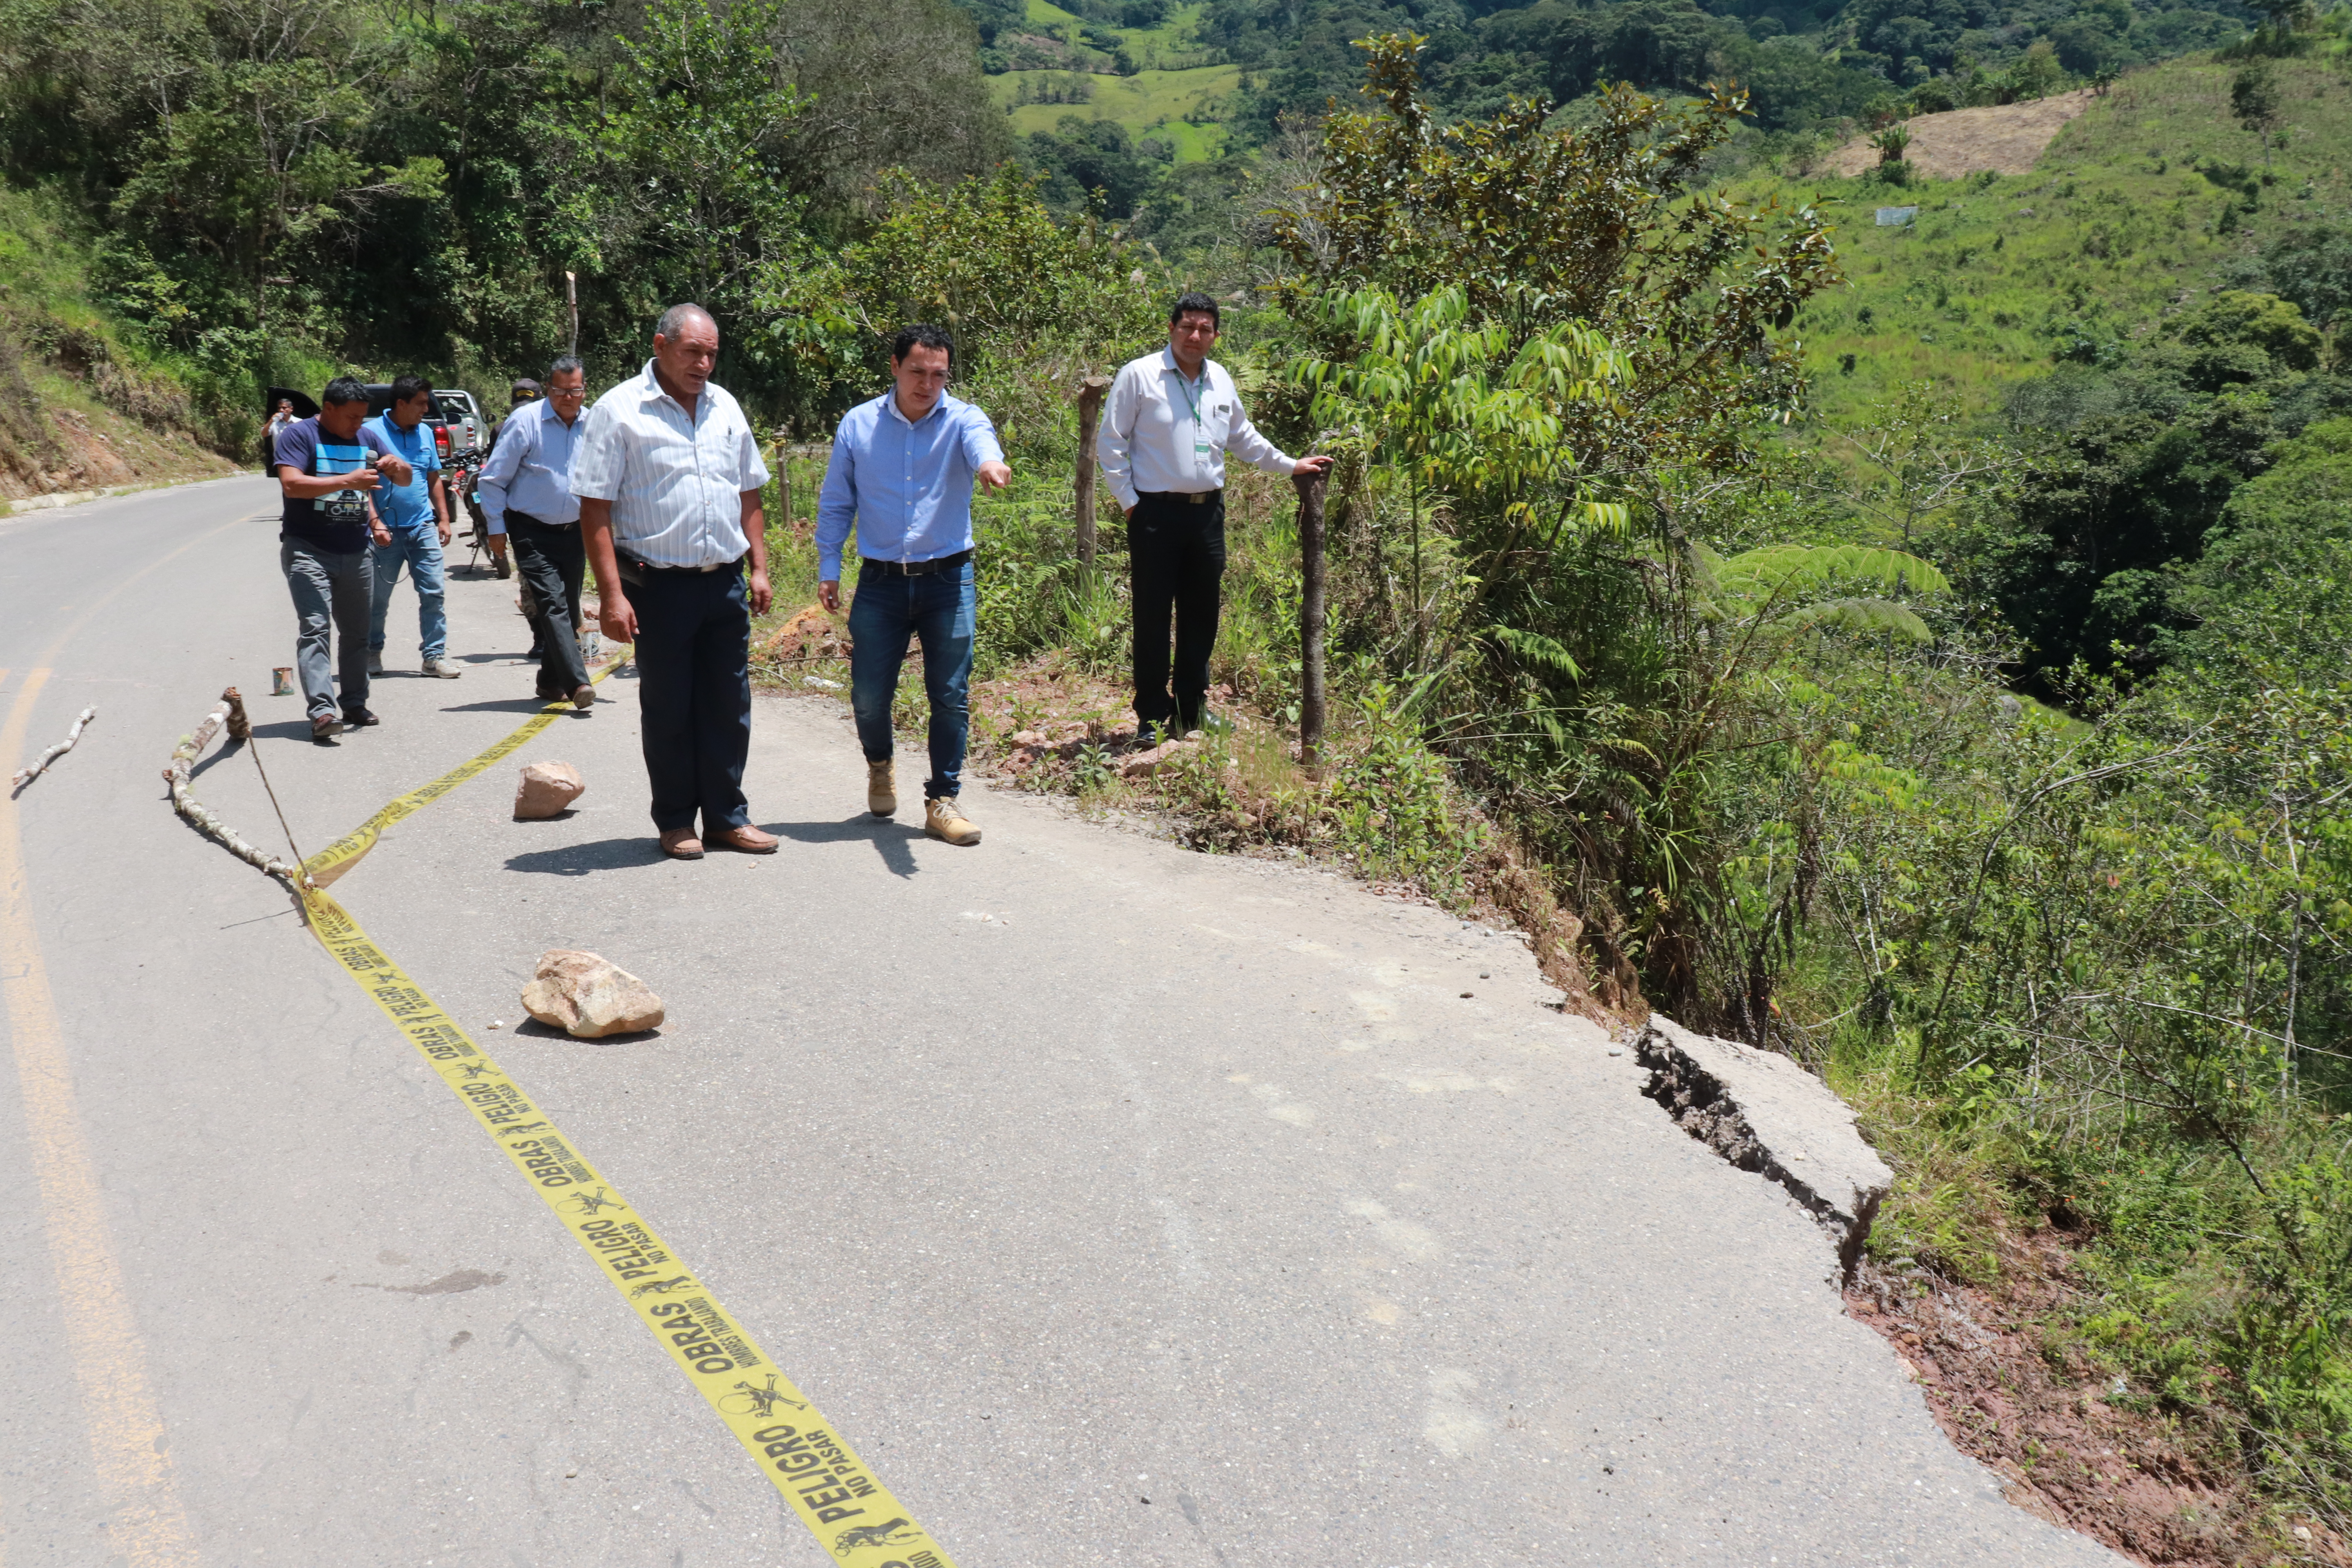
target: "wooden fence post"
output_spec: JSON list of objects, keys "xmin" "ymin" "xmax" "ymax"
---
[
  {"xmin": 1294, "ymin": 464, "xmax": 1330, "ymax": 769},
  {"xmin": 776, "ymin": 435, "xmax": 793, "ymax": 534},
  {"xmin": 1074, "ymin": 375, "xmax": 1110, "ymax": 573}
]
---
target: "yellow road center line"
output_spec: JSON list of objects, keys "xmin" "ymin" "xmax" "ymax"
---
[
  {"xmin": 2, "ymin": 668, "xmax": 200, "ymax": 1566},
  {"xmin": 285, "ymin": 666, "xmax": 955, "ymax": 1567},
  {"xmin": 300, "ymin": 661, "xmax": 623, "ymax": 885}
]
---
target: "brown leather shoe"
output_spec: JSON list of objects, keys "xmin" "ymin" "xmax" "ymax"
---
[
  {"xmin": 572, "ymin": 684, "xmax": 595, "ymax": 710},
  {"xmin": 709, "ymin": 824, "xmax": 779, "ymax": 854},
  {"xmin": 659, "ymin": 828, "xmax": 705, "ymax": 860}
]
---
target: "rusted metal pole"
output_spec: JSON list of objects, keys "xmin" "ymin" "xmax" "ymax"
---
[
  {"xmin": 1294, "ymin": 464, "xmax": 1330, "ymax": 769},
  {"xmin": 1074, "ymin": 375, "xmax": 1110, "ymax": 574}
]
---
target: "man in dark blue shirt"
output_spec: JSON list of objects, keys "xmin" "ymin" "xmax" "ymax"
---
[{"xmin": 274, "ymin": 376, "xmax": 409, "ymax": 742}]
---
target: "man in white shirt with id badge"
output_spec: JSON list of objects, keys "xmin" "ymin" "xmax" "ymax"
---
[{"xmin": 1099, "ymin": 292, "xmax": 1331, "ymax": 742}]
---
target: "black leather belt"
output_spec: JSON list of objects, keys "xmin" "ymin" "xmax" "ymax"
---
[
  {"xmin": 859, "ymin": 550, "xmax": 973, "ymax": 577},
  {"xmin": 1137, "ymin": 490, "xmax": 1220, "ymax": 505},
  {"xmin": 506, "ymin": 511, "xmax": 575, "ymax": 530},
  {"xmin": 619, "ymin": 553, "xmax": 743, "ymax": 577}
]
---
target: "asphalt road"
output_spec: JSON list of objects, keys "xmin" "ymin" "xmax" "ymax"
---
[{"xmin": 0, "ymin": 477, "xmax": 2125, "ymax": 1567}]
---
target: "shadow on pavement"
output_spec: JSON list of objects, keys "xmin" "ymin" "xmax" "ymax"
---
[
  {"xmin": 513, "ymin": 1016, "xmax": 662, "ymax": 1044},
  {"xmin": 439, "ymin": 696, "xmax": 579, "ymax": 715},
  {"xmin": 186, "ymin": 736, "xmax": 247, "ymax": 779},
  {"xmin": 244, "ymin": 719, "xmax": 323, "ymax": 744},
  {"xmin": 767, "ymin": 815, "xmax": 921, "ymax": 880},
  {"xmin": 505, "ymin": 837, "xmax": 666, "ymax": 876}
]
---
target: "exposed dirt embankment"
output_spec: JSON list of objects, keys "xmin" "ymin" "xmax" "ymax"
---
[
  {"xmin": 0, "ymin": 331, "xmax": 236, "ymax": 504},
  {"xmin": 1828, "ymin": 89, "xmax": 2098, "ymax": 180},
  {"xmin": 1847, "ymin": 1240, "xmax": 2342, "ymax": 1567}
]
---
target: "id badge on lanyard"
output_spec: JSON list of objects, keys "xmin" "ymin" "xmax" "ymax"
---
[{"xmin": 1179, "ymin": 374, "xmax": 1210, "ymax": 466}]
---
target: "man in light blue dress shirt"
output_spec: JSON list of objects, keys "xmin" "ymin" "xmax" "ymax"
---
[
  {"xmin": 816, "ymin": 323, "xmax": 1011, "ymax": 847},
  {"xmin": 478, "ymin": 356, "xmax": 592, "ymax": 705}
]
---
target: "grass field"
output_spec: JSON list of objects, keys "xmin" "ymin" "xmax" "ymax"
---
[
  {"xmin": 991, "ymin": 62, "xmax": 1241, "ymax": 160},
  {"xmin": 1021, "ymin": 0, "xmax": 1219, "ymax": 64},
  {"xmin": 1744, "ymin": 54, "xmax": 2352, "ymax": 430}
]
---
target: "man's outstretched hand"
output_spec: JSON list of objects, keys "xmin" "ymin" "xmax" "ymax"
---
[{"xmin": 978, "ymin": 460, "xmax": 1012, "ymax": 492}]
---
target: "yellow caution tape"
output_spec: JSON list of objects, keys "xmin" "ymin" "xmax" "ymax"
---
[
  {"xmin": 285, "ymin": 678, "xmax": 954, "ymax": 1568},
  {"xmin": 301, "ymin": 658, "xmax": 624, "ymax": 887}
]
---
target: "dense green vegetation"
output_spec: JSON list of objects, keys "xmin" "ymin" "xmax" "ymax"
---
[{"xmin": 1759, "ymin": 53, "xmax": 2352, "ymax": 689}]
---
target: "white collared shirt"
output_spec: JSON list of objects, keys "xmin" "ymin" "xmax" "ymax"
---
[
  {"xmin": 1098, "ymin": 347, "xmax": 1292, "ymax": 512},
  {"xmin": 569, "ymin": 360, "xmax": 771, "ymax": 568}
]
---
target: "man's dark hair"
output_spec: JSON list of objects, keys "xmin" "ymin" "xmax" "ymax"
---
[
  {"xmin": 322, "ymin": 376, "xmax": 368, "ymax": 408},
  {"xmin": 1169, "ymin": 291, "xmax": 1220, "ymax": 329},
  {"xmin": 890, "ymin": 323, "xmax": 955, "ymax": 366},
  {"xmin": 390, "ymin": 373, "xmax": 433, "ymax": 407},
  {"xmin": 547, "ymin": 354, "xmax": 584, "ymax": 381}
]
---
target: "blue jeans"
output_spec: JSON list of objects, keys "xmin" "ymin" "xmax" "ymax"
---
[
  {"xmin": 849, "ymin": 559, "xmax": 975, "ymax": 800},
  {"xmin": 368, "ymin": 527, "xmax": 448, "ymax": 661},
  {"xmin": 281, "ymin": 539, "xmax": 372, "ymax": 721}
]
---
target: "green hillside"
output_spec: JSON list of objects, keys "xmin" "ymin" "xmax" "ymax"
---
[
  {"xmin": 989, "ymin": 0, "xmax": 1236, "ymax": 160},
  {"xmin": 991, "ymin": 64, "xmax": 1240, "ymax": 158},
  {"xmin": 1769, "ymin": 54, "xmax": 2352, "ymax": 429}
]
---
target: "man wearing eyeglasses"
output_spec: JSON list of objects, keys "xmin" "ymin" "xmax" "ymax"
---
[
  {"xmin": 1100, "ymin": 292, "xmax": 1332, "ymax": 743},
  {"xmin": 816, "ymin": 323, "xmax": 1011, "ymax": 847},
  {"xmin": 479, "ymin": 355, "xmax": 594, "ymax": 707}
]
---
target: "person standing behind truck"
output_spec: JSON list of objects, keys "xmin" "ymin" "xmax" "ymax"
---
[
  {"xmin": 274, "ymin": 376, "xmax": 409, "ymax": 742},
  {"xmin": 363, "ymin": 376, "xmax": 462, "ymax": 679},
  {"xmin": 479, "ymin": 357, "xmax": 593, "ymax": 707}
]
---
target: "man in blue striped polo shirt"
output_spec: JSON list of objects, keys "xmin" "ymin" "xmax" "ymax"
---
[{"xmin": 815, "ymin": 323, "xmax": 1011, "ymax": 847}]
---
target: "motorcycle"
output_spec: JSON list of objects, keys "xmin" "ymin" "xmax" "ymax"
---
[{"xmin": 452, "ymin": 454, "xmax": 510, "ymax": 579}]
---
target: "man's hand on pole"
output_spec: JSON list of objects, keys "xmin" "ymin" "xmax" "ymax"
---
[{"xmin": 1292, "ymin": 456, "xmax": 1334, "ymax": 478}]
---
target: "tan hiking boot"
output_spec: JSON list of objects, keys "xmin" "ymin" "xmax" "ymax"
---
[
  {"xmin": 866, "ymin": 759, "xmax": 898, "ymax": 818},
  {"xmin": 924, "ymin": 795, "xmax": 981, "ymax": 846}
]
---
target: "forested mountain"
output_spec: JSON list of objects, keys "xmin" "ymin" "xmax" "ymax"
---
[
  {"xmin": 979, "ymin": 0, "xmax": 2266, "ymax": 221},
  {"xmin": 1192, "ymin": 0, "xmax": 2255, "ymax": 137},
  {"xmin": 0, "ymin": 0, "xmax": 1011, "ymax": 424}
]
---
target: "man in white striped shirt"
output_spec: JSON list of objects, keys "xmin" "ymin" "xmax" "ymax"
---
[
  {"xmin": 1100, "ymin": 291, "xmax": 1331, "ymax": 740},
  {"xmin": 573, "ymin": 304, "xmax": 779, "ymax": 861}
]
